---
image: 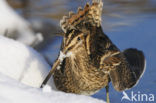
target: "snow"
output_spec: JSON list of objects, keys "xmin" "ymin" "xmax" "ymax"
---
[
  {"xmin": 0, "ymin": 35, "xmax": 55, "ymax": 89},
  {"xmin": 58, "ymin": 51, "xmax": 67, "ymax": 62},
  {"xmin": 0, "ymin": 0, "xmax": 43, "ymax": 46},
  {"xmin": 58, "ymin": 51, "xmax": 73, "ymax": 61},
  {"xmin": 57, "ymin": 51, "xmax": 73, "ymax": 70},
  {"xmin": 42, "ymin": 85, "xmax": 52, "ymax": 93},
  {"xmin": 0, "ymin": 73, "xmax": 105, "ymax": 103},
  {"xmin": 0, "ymin": 35, "xmax": 106, "ymax": 103}
]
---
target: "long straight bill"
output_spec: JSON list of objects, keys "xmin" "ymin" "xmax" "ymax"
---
[{"xmin": 40, "ymin": 59, "xmax": 60, "ymax": 88}]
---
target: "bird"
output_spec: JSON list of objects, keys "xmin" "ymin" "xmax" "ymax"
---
[{"xmin": 41, "ymin": 0, "xmax": 146, "ymax": 103}]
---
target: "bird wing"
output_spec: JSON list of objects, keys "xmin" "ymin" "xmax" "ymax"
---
[{"xmin": 108, "ymin": 48, "xmax": 145, "ymax": 91}]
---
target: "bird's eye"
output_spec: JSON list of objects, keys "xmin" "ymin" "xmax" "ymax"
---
[{"xmin": 77, "ymin": 37, "xmax": 81, "ymax": 41}]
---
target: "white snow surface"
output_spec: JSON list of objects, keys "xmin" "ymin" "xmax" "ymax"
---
[
  {"xmin": 0, "ymin": 35, "xmax": 106, "ymax": 103},
  {"xmin": 0, "ymin": 0, "xmax": 43, "ymax": 46},
  {"xmin": 0, "ymin": 35, "xmax": 55, "ymax": 89},
  {"xmin": 0, "ymin": 73, "xmax": 105, "ymax": 103}
]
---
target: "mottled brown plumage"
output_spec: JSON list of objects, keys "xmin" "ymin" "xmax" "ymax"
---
[{"xmin": 41, "ymin": 0, "xmax": 145, "ymax": 102}]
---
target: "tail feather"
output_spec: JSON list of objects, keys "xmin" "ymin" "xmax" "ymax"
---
[{"xmin": 60, "ymin": 0, "xmax": 103, "ymax": 33}]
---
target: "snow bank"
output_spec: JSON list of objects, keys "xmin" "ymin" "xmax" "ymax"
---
[
  {"xmin": 0, "ymin": 0, "xmax": 43, "ymax": 46},
  {"xmin": 0, "ymin": 35, "xmax": 55, "ymax": 89},
  {"xmin": 0, "ymin": 73, "xmax": 105, "ymax": 103}
]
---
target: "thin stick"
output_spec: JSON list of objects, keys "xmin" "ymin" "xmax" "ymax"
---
[{"xmin": 40, "ymin": 59, "xmax": 60, "ymax": 88}]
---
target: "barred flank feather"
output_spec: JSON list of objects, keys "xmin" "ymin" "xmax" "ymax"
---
[{"xmin": 110, "ymin": 48, "xmax": 146, "ymax": 91}]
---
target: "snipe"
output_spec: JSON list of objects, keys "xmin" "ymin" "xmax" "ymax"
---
[{"xmin": 41, "ymin": 0, "xmax": 146, "ymax": 103}]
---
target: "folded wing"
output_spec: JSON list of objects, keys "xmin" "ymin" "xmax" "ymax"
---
[{"xmin": 109, "ymin": 48, "xmax": 146, "ymax": 91}]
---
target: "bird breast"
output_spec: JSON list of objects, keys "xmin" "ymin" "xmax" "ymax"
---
[{"xmin": 53, "ymin": 48, "xmax": 110, "ymax": 95}]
